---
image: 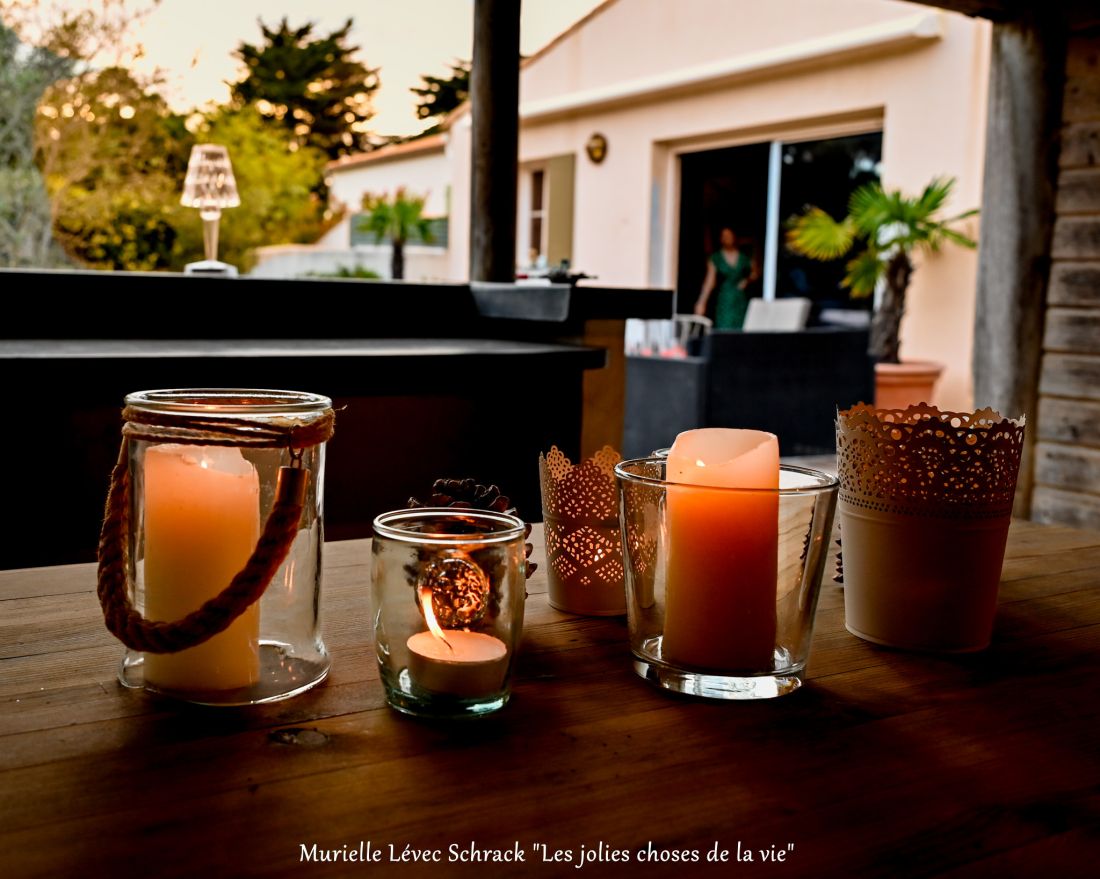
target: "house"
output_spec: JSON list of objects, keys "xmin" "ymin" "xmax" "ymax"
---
[
  {"xmin": 251, "ymin": 134, "xmax": 452, "ymax": 280},
  {"xmin": 272, "ymin": 0, "xmax": 991, "ymax": 411}
]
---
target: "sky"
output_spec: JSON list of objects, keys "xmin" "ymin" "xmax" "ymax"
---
[{"xmin": 129, "ymin": 0, "xmax": 606, "ymax": 136}]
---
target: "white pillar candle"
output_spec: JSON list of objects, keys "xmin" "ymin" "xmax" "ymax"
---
[{"xmin": 142, "ymin": 444, "xmax": 261, "ymax": 692}]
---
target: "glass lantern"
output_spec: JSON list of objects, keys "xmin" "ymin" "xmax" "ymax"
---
[{"xmin": 107, "ymin": 389, "xmax": 333, "ymax": 706}]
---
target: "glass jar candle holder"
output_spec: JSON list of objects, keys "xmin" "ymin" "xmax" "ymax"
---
[
  {"xmin": 98, "ymin": 389, "xmax": 333, "ymax": 706},
  {"xmin": 371, "ymin": 509, "xmax": 527, "ymax": 719},
  {"xmin": 615, "ymin": 458, "xmax": 838, "ymax": 700}
]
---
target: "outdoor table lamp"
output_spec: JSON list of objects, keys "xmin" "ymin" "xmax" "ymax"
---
[{"xmin": 181, "ymin": 144, "xmax": 240, "ymax": 276}]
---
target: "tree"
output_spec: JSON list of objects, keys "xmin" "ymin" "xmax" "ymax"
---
[
  {"xmin": 4, "ymin": 2, "xmax": 340, "ymax": 274},
  {"xmin": 786, "ymin": 177, "xmax": 977, "ymax": 363},
  {"xmin": 0, "ymin": 18, "xmax": 74, "ymax": 266},
  {"xmin": 35, "ymin": 65, "xmax": 193, "ymax": 270},
  {"xmin": 411, "ymin": 59, "xmax": 469, "ymax": 123},
  {"xmin": 230, "ymin": 17, "xmax": 379, "ymax": 160},
  {"xmin": 3, "ymin": 0, "xmax": 183, "ymax": 270},
  {"xmin": 358, "ymin": 188, "xmax": 432, "ymax": 280}
]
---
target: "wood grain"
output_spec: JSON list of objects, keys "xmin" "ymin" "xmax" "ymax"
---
[
  {"xmin": 1063, "ymin": 33, "xmax": 1100, "ymax": 123},
  {"xmin": 1043, "ymin": 306, "xmax": 1100, "ymax": 353},
  {"xmin": 1039, "ymin": 352, "xmax": 1100, "ymax": 400},
  {"xmin": 1037, "ymin": 395, "xmax": 1100, "ymax": 447},
  {"xmin": 1060, "ymin": 121, "xmax": 1100, "ymax": 169},
  {"xmin": 973, "ymin": 11, "xmax": 1064, "ymax": 518},
  {"xmin": 1056, "ymin": 168, "xmax": 1100, "ymax": 213},
  {"xmin": 1032, "ymin": 486, "xmax": 1100, "ymax": 530},
  {"xmin": 1047, "ymin": 261, "xmax": 1100, "ymax": 306},
  {"xmin": 1051, "ymin": 216, "xmax": 1100, "ymax": 259},
  {"xmin": 1, "ymin": 522, "xmax": 1098, "ymax": 879},
  {"xmin": 1034, "ymin": 440, "xmax": 1100, "ymax": 493}
]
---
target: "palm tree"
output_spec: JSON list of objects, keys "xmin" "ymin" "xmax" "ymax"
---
[
  {"xmin": 358, "ymin": 188, "xmax": 433, "ymax": 280},
  {"xmin": 786, "ymin": 177, "xmax": 977, "ymax": 363}
]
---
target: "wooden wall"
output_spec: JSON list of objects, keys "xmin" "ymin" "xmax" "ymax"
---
[{"xmin": 1033, "ymin": 24, "xmax": 1100, "ymax": 528}]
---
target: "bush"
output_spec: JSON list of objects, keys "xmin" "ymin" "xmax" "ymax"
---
[{"xmin": 305, "ymin": 265, "xmax": 382, "ymax": 279}]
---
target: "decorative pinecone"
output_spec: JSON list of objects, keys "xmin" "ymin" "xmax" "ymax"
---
[
  {"xmin": 408, "ymin": 478, "xmax": 512, "ymax": 514},
  {"xmin": 407, "ymin": 478, "xmax": 536, "ymax": 578}
]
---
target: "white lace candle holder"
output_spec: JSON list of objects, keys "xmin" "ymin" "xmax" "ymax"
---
[
  {"xmin": 539, "ymin": 446, "xmax": 626, "ymax": 616},
  {"xmin": 836, "ymin": 403, "xmax": 1025, "ymax": 653}
]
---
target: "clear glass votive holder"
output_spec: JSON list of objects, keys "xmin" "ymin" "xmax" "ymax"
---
[
  {"xmin": 371, "ymin": 509, "xmax": 528, "ymax": 718},
  {"xmin": 614, "ymin": 459, "xmax": 838, "ymax": 700}
]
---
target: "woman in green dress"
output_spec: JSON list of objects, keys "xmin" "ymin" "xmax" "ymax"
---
[{"xmin": 693, "ymin": 228, "xmax": 758, "ymax": 329}]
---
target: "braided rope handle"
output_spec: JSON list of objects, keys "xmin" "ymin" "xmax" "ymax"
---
[{"xmin": 96, "ymin": 439, "xmax": 309, "ymax": 654}]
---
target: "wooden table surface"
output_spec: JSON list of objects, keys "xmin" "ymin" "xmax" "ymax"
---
[{"xmin": 2, "ymin": 521, "xmax": 1099, "ymax": 878}]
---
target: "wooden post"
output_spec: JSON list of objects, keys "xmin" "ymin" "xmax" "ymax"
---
[
  {"xmin": 972, "ymin": 9, "xmax": 1065, "ymax": 516},
  {"xmin": 469, "ymin": 0, "xmax": 520, "ymax": 282}
]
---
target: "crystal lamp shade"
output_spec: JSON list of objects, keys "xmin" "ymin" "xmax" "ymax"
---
[{"xmin": 180, "ymin": 144, "xmax": 240, "ymax": 215}]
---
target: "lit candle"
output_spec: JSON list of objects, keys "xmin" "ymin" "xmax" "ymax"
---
[
  {"xmin": 142, "ymin": 444, "xmax": 261, "ymax": 692},
  {"xmin": 407, "ymin": 586, "xmax": 508, "ymax": 697},
  {"xmin": 663, "ymin": 429, "xmax": 779, "ymax": 670}
]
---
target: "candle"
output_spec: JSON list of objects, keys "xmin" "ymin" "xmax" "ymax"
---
[
  {"xmin": 406, "ymin": 583, "xmax": 508, "ymax": 697},
  {"xmin": 142, "ymin": 444, "xmax": 261, "ymax": 692},
  {"xmin": 407, "ymin": 630, "xmax": 509, "ymax": 697},
  {"xmin": 663, "ymin": 429, "xmax": 779, "ymax": 670}
]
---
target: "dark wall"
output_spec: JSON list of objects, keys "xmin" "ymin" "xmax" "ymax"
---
[
  {"xmin": 622, "ymin": 329, "xmax": 873, "ymax": 459},
  {"xmin": 623, "ymin": 356, "xmax": 707, "ymax": 458},
  {"xmin": 0, "ymin": 271, "xmax": 671, "ymax": 569},
  {"xmin": 2, "ymin": 346, "xmax": 593, "ymax": 569},
  {"xmin": 704, "ymin": 329, "xmax": 874, "ymax": 455}
]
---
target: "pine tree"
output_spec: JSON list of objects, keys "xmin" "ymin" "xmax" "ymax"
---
[
  {"xmin": 411, "ymin": 60, "xmax": 470, "ymax": 122},
  {"xmin": 231, "ymin": 18, "xmax": 379, "ymax": 160}
]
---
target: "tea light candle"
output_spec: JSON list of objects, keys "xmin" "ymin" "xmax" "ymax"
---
[
  {"xmin": 407, "ymin": 630, "xmax": 509, "ymax": 697},
  {"xmin": 663, "ymin": 429, "xmax": 780, "ymax": 670},
  {"xmin": 142, "ymin": 444, "xmax": 261, "ymax": 692}
]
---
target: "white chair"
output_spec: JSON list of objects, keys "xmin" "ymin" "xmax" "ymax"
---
[
  {"xmin": 674, "ymin": 314, "xmax": 712, "ymax": 350},
  {"xmin": 742, "ymin": 298, "xmax": 812, "ymax": 331}
]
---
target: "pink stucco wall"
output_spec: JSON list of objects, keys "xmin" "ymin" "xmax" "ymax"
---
[
  {"xmin": 349, "ymin": 0, "xmax": 991, "ymax": 409},
  {"xmin": 443, "ymin": 0, "xmax": 991, "ymax": 409}
]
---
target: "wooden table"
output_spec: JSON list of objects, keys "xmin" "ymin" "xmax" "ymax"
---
[{"xmin": 2, "ymin": 521, "xmax": 1099, "ymax": 878}]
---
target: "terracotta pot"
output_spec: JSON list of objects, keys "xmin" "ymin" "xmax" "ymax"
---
[{"xmin": 875, "ymin": 360, "xmax": 943, "ymax": 410}]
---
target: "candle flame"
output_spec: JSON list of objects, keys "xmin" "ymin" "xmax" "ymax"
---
[{"xmin": 419, "ymin": 585, "xmax": 454, "ymax": 654}]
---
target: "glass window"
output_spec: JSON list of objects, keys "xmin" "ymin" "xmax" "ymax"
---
[
  {"xmin": 676, "ymin": 142, "xmax": 771, "ymax": 314},
  {"xmin": 776, "ymin": 132, "xmax": 883, "ymax": 311},
  {"xmin": 529, "ymin": 169, "xmax": 546, "ymax": 262},
  {"xmin": 675, "ymin": 131, "xmax": 882, "ymax": 317}
]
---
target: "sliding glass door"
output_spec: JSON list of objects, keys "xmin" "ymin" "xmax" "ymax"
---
[{"xmin": 676, "ymin": 131, "xmax": 882, "ymax": 317}]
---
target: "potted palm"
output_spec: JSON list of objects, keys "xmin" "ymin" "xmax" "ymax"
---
[
  {"xmin": 358, "ymin": 187, "xmax": 433, "ymax": 280},
  {"xmin": 786, "ymin": 177, "xmax": 977, "ymax": 409}
]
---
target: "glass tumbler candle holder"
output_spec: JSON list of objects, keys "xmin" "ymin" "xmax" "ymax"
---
[
  {"xmin": 371, "ymin": 509, "xmax": 527, "ymax": 719},
  {"xmin": 97, "ymin": 389, "xmax": 334, "ymax": 706},
  {"xmin": 615, "ymin": 459, "xmax": 838, "ymax": 700}
]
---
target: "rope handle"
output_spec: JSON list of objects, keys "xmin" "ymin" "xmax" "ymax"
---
[{"xmin": 96, "ymin": 440, "xmax": 309, "ymax": 654}]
